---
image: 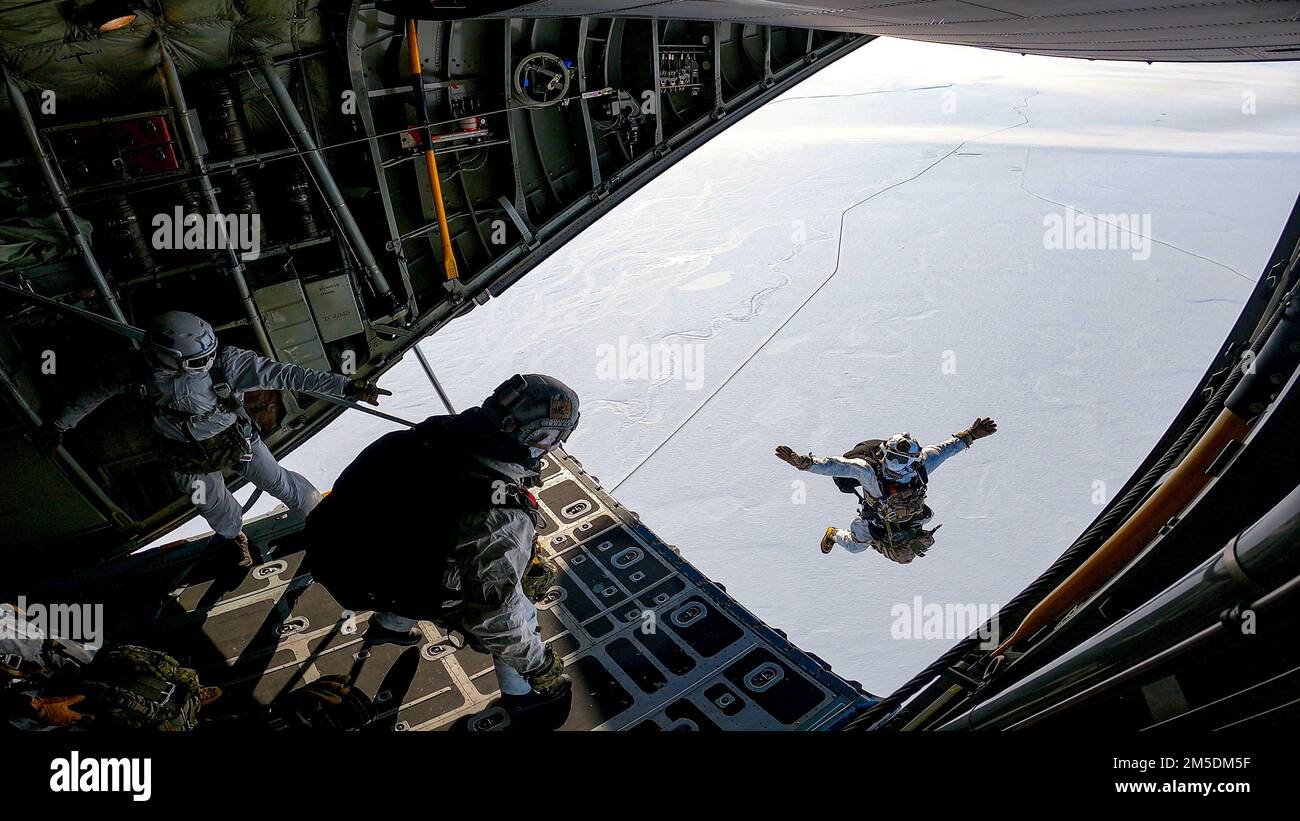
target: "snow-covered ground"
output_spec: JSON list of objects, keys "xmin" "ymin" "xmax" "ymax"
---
[{"xmin": 154, "ymin": 38, "xmax": 1300, "ymax": 694}]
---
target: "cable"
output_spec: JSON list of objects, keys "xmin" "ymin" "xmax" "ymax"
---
[{"xmin": 239, "ymin": 64, "xmax": 378, "ymax": 279}]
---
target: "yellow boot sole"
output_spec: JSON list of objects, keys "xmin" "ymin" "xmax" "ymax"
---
[{"xmin": 820, "ymin": 526, "xmax": 836, "ymax": 554}]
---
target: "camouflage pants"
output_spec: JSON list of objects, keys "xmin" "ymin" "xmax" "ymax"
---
[{"xmin": 831, "ymin": 515, "xmax": 937, "ymax": 565}]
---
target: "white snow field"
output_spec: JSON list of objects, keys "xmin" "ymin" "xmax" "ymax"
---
[{"xmin": 155, "ymin": 38, "xmax": 1300, "ymax": 694}]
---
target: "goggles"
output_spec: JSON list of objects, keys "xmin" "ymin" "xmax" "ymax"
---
[
  {"xmin": 882, "ymin": 437, "xmax": 920, "ymax": 472},
  {"xmin": 523, "ymin": 415, "xmax": 579, "ymax": 451},
  {"xmin": 180, "ymin": 349, "xmax": 218, "ymax": 373},
  {"xmin": 884, "ymin": 451, "xmax": 918, "ymax": 471}
]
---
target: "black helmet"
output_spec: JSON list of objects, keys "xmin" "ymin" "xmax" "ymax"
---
[{"xmin": 482, "ymin": 374, "xmax": 581, "ymax": 453}]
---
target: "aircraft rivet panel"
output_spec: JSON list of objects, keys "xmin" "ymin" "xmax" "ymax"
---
[
  {"xmin": 664, "ymin": 596, "xmax": 745, "ymax": 658},
  {"xmin": 723, "ymin": 648, "xmax": 827, "ymax": 725},
  {"xmin": 537, "ymin": 480, "xmax": 598, "ymax": 525}
]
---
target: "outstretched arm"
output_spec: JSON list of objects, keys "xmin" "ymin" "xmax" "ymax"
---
[
  {"xmin": 49, "ymin": 380, "xmax": 127, "ymax": 432},
  {"xmin": 775, "ymin": 445, "xmax": 883, "ymax": 498},
  {"xmin": 219, "ymin": 347, "xmax": 390, "ymax": 405},
  {"xmin": 922, "ymin": 417, "xmax": 998, "ymax": 473},
  {"xmin": 46, "ymin": 355, "xmax": 137, "ymax": 432}
]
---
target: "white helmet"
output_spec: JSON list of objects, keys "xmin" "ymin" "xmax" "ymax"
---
[
  {"xmin": 145, "ymin": 311, "xmax": 218, "ymax": 374},
  {"xmin": 882, "ymin": 432, "xmax": 922, "ymax": 478}
]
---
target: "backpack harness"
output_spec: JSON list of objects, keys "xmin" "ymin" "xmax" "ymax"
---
[
  {"xmin": 133, "ymin": 355, "xmax": 257, "ymax": 473},
  {"xmin": 833, "ymin": 439, "xmax": 932, "ymax": 543}
]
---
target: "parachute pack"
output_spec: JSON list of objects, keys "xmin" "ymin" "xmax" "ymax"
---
[
  {"xmin": 76, "ymin": 644, "xmax": 203, "ymax": 731},
  {"xmin": 303, "ymin": 413, "xmax": 542, "ymax": 621}
]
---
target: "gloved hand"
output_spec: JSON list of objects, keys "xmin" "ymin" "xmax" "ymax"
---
[
  {"xmin": 345, "ymin": 379, "xmax": 392, "ymax": 406},
  {"xmin": 956, "ymin": 417, "xmax": 997, "ymax": 446},
  {"xmin": 198, "ymin": 686, "xmax": 223, "ymax": 707},
  {"xmin": 270, "ymin": 675, "xmax": 376, "ymax": 731},
  {"xmin": 30, "ymin": 423, "xmax": 63, "ymax": 458},
  {"xmin": 31, "ymin": 694, "xmax": 93, "ymax": 726},
  {"xmin": 775, "ymin": 445, "xmax": 812, "ymax": 470},
  {"xmin": 293, "ymin": 675, "xmax": 352, "ymax": 706},
  {"xmin": 522, "ymin": 645, "xmax": 567, "ymax": 696}
]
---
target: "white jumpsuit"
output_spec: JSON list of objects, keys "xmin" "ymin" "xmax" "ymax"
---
[
  {"xmin": 52, "ymin": 346, "xmax": 351, "ymax": 539},
  {"xmin": 807, "ymin": 435, "xmax": 970, "ymax": 556}
]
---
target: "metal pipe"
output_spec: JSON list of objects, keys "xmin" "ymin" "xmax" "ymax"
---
[
  {"xmin": 157, "ymin": 43, "xmax": 277, "ymax": 361},
  {"xmin": 0, "ymin": 280, "xmax": 145, "ymax": 342},
  {"xmin": 991, "ymin": 407, "xmax": 1250, "ymax": 657},
  {"xmin": 4, "ymin": 69, "xmax": 128, "ymax": 329},
  {"xmin": 1227, "ymin": 292, "xmax": 1300, "ymax": 418},
  {"xmin": 255, "ymin": 55, "xmax": 403, "ymax": 319},
  {"xmin": 993, "ymin": 290, "xmax": 1300, "ymax": 659},
  {"xmin": 412, "ymin": 345, "xmax": 456, "ymax": 414},
  {"xmin": 1000, "ymin": 571, "xmax": 1300, "ymax": 731},
  {"xmin": 302, "ymin": 390, "xmax": 417, "ymax": 428},
  {"xmin": 0, "ymin": 362, "xmax": 132, "ymax": 528}
]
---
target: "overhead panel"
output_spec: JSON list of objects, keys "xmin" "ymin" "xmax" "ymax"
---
[
  {"xmin": 253, "ymin": 280, "xmax": 332, "ymax": 373},
  {"xmin": 486, "ymin": 1, "xmax": 1300, "ymax": 61}
]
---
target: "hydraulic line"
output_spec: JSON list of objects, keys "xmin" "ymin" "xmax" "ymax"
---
[
  {"xmin": 993, "ymin": 286, "xmax": 1300, "ymax": 658},
  {"xmin": 158, "ymin": 43, "xmax": 276, "ymax": 361},
  {"xmin": 990, "ymin": 408, "xmax": 1249, "ymax": 656},
  {"xmin": 406, "ymin": 19, "xmax": 459, "ymax": 281},
  {"xmin": 254, "ymin": 55, "xmax": 403, "ymax": 320}
]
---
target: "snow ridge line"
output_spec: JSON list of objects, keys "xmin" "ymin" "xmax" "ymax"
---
[
  {"xmin": 1011, "ymin": 93, "xmax": 1255, "ymax": 284},
  {"xmin": 611, "ymin": 103, "xmax": 1035, "ymax": 492},
  {"xmin": 771, "ymin": 83, "xmax": 954, "ymax": 105}
]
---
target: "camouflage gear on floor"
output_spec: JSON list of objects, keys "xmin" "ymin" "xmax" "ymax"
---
[{"xmin": 76, "ymin": 644, "xmax": 203, "ymax": 731}]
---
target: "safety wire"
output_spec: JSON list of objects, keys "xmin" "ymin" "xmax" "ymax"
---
[{"xmin": 611, "ymin": 107, "xmax": 1035, "ymax": 493}]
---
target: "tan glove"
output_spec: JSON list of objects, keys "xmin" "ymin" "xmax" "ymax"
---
[
  {"xmin": 345, "ymin": 379, "xmax": 392, "ymax": 406},
  {"xmin": 198, "ymin": 686, "xmax": 224, "ymax": 707},
  {"xmin": 31, "ymin": 694, "xmax": 93, "ymax": 726},
  {"xmin": 955, "ymin": 417, "xmax": 997, "ymax": 446},
  {"xmin": 775, "ymin": 445, "xmax": 812, "ymax": 470},
  {"xmin": 293, "ymin": 676, "xmax": 353, "ymax": 706}
]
